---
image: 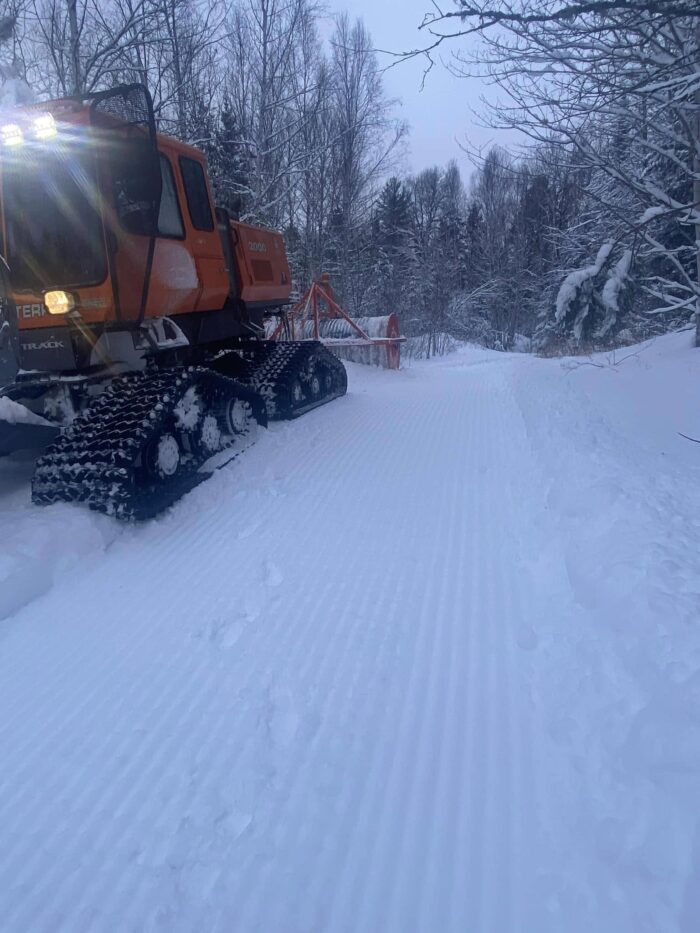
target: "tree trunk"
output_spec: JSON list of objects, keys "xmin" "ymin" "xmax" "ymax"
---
[
  {"xmin": 67, "ymin": 0, "xmax": 81, "ymax": 95},
  {"xmin": 695, "ymin": 24, "xmax": 700, "ymax": 345}
]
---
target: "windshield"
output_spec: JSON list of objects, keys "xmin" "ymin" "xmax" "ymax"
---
[{"xmin": 2, "ymin": 148, "xmax": 106, "ymax": 292}]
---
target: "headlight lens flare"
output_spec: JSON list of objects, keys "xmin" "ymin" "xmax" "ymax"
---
[{"xmin": 44, "ymin": 290, "xmax": 76, "ymax": 315}]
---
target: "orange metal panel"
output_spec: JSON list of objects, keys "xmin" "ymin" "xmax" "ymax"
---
[{"xmin": 230, "ymin": 221, "xmax": 291, "ymax": 305}]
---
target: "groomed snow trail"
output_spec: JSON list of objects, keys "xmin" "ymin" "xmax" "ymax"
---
[{"xmin": 0, "ymin": 336, "xmax": 698, "ymax": 932}]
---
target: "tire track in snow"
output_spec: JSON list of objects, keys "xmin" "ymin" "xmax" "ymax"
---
[
  {"xmin": 379, "ymin": 379, "xmax": 478, "ymax": 933},
  {"xmin": 473, "ymin": 378, "xmax": 517, "ymax": 933},
  {"xmin": 232, "ymin": 389, "xmax": 441, "ymax": 931},
  {"xmin": 327, "ymin": 367, "xmax": 540, "ymax": 932},
  {"xmin": 330, "ymin": 375, "xmax": 482, "ymax": 931},
  {"xmin": 326, "ymin": 387, "xmax": 469, "ymax": 933},
  {"xmin": 411, "ymin": 376, "xmax": 480, "ymax": 933},
  {"xmin": 113, "ymin": 386, "xmax": 423, "ymax": 930}
]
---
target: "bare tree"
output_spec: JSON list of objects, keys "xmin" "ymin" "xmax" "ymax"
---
[
  {"xmin": 224, "ymin": 0, "xmax": 322, "ymax": 227},
  {"xmin": 327, "ymin": 13, "xmax": 406, "ymax": 307},
  {"xmin": 24, "ymin": 0, "xmax": 150, "ymax": 95}
]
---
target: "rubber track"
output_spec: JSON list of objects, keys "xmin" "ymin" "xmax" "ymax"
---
[
  {"xmin": 31, "ymin": 368, "xmax": 258, "ymax": 520},
  {"xmin": 247, "ymin": 341, "xmax": 347, "ymax": 419},
  {"xmin": 30, "ymin": 342, "xmax": 347, "ymax": 520}
]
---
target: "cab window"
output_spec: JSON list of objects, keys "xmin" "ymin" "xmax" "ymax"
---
[
  {"xmin": 113, "ymin": 148, "xmax": 183, "ymax": 239},
  {"xmin": 179, "ymin": 156, "xmax": 214, "ymax": 231},
  {"xmin": 157, "ymin": 156, "xmax": 184, "ymax": 238}
]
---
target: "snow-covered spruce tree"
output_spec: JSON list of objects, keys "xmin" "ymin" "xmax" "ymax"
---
[
  {"xmin": 550, "ymin": 243, "xmax": 613, "ymax": 348},
  {"xmin": 537, "ymin": 240, "xmax": 636, "ymax": 352},
  {"xmin": 401, "ymin": 163, "xmax": 471, "ymax": 355},
  {"xmin": 464, "ymin": 148, "xmax": 525, "ymax": 348},
  {"xmin": 207, "ymin": 98, "xmax": 254, "ymax": 219},
  {"xmin": 365, "ymin": 176, "xmax": 414, "ymax": 319},
  {"xmin": 599, "ymin": 250, "xmax": 635, "ymax": 340},
  {"xmin": 532, "ymin": 101, "xmax": 694, "ymax": 349}
]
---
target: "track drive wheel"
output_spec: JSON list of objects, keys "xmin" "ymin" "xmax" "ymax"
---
[
  {"xmin": 140, "ymin": 421, "xmax": 184, "ymax": 484},
  {"xmin": 308, "ymin": 365, "xmax": 324, "ymax": 399},
  {"xmin": 199, "ymin": 413, "xmax": 222, "ymax": 454},
  {"xmin": 289, "ymin": 377, "xmax": 305, "ymax": 410},
  {"xmin": 225, "ymin": 397, "xmax": 255, "ymax": 436}
]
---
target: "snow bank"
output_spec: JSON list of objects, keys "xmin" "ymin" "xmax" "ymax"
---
[
  {"xmin": 0, "ymin": 508, "xmax": 118, "ymax": 621},
  {"xmin": 513, "ymin": 329, "xmax": 700, "ymax": 931},
  {"xmin": 0, "ymin": 396, "xmax": 50, "ymax": 426},
  {"xmin": 0, "ymin": 458, "xmax": 119, "ymax": 621}
]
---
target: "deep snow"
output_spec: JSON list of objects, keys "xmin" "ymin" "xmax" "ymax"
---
[{"xmin": 0, "ymin": 330, "xmax": 698, "ymax": 932}]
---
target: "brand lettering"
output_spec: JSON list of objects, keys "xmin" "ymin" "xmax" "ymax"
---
[
  {"xmin": 23, "ymin": 339, "xmax": 65, "ymax": 351},
  {"xmin": 248, "ymin": 241, "xmax": 267, "ymax": 253},
  {"xmin": 20, "ymin": 304, "xmax": 45, "ymax": 319}
]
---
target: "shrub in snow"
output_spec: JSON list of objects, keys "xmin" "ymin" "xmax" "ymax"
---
[
  {"xmin": 512, "ymin": 333, "xmax": 532, "ymax": 353},
  {"xmin": 616, "ymin": 327, "xmax": 634, "ymax": 344},
  {"xmin": 445, "ymin": 291, "xmax": 500, "ymax": 349},
  {"xmin": 404, "ymin": 332, "xmax": 458, "ymax": 360}
]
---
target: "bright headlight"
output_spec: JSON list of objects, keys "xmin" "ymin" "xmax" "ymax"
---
[
  {"xmin": 1, "ymin": 123, "xmax": 24, "ymax": 147},
  {"xmin": 33, "ymin": 113, "xmax": 57, "ymax": 140},
  {"xmin": 44, "ymin": 290, "xmax": 75, "ymax": 315}
]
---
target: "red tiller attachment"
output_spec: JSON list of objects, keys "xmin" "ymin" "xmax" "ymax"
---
[{"xmin": 271, "ymin": 275, "xmax": 404, "ymax": 370}]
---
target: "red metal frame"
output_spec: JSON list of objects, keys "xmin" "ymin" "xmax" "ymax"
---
[{"xmin": 272, "ymin": 274, "xmax": 404, "ymax": 369}]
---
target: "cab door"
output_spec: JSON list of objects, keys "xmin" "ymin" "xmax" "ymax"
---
[
  {"xmin": 176, "ymin": 154, "xmax": 229, "ymax": 313},
  {"xmin": 144, "ymin": 154, "xmax": 199, "ymax": 317},
  {"xmin": 109, "ymin": 147, "xmax": 199, "ymax": 321},
  {"xmin": 90, "ymin": 85, "xmax": 162, "ymax": 326}
]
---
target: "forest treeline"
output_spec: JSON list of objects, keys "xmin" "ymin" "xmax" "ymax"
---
[{"xmin": 1, "ymin": 0, "xmax": 697, "ymax": 354}]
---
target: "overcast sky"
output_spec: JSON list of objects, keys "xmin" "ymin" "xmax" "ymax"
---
[{"xmin": 326, "ymin": 0, "xmax": 514, "ymax": 178}]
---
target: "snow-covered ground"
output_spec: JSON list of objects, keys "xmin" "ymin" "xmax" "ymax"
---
[{"xmin": 0, "ymin": 329, "xmax": 698, "ymax": 932}]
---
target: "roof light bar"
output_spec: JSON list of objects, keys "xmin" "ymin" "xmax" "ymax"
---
[
  {"xmin": 1, "ymin": 123, "xmax": 24, "ymax": 147},
  {"xmin": 33, "ymin": 113, "xmax": 57, "ymax": 140},
  {"xmin": 0, "ymin": 113, "xmax": 61, "ymax": 147}
]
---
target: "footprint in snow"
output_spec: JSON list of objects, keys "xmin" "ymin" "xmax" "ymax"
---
[
  {"xmin": 516, "ymin": 624, "xmax": 539, "ymax": 651},
  {"xmin": 220, "ymin": 618, "xmax": 245, "ymax": 650},
  {"xmin": 237, "ymin": 521, "xmax": 262, "ymax": 540},
  {"xmin": 268, "ymin": 689, "xmax": 300, "ymax": 749},
  {"xmin": 263, "ymin": 560, "xmax": 284, "ymax": 588},
  {"xmin": 190, "ymin": 612, "xmax": 248, "ymax": 649}
]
